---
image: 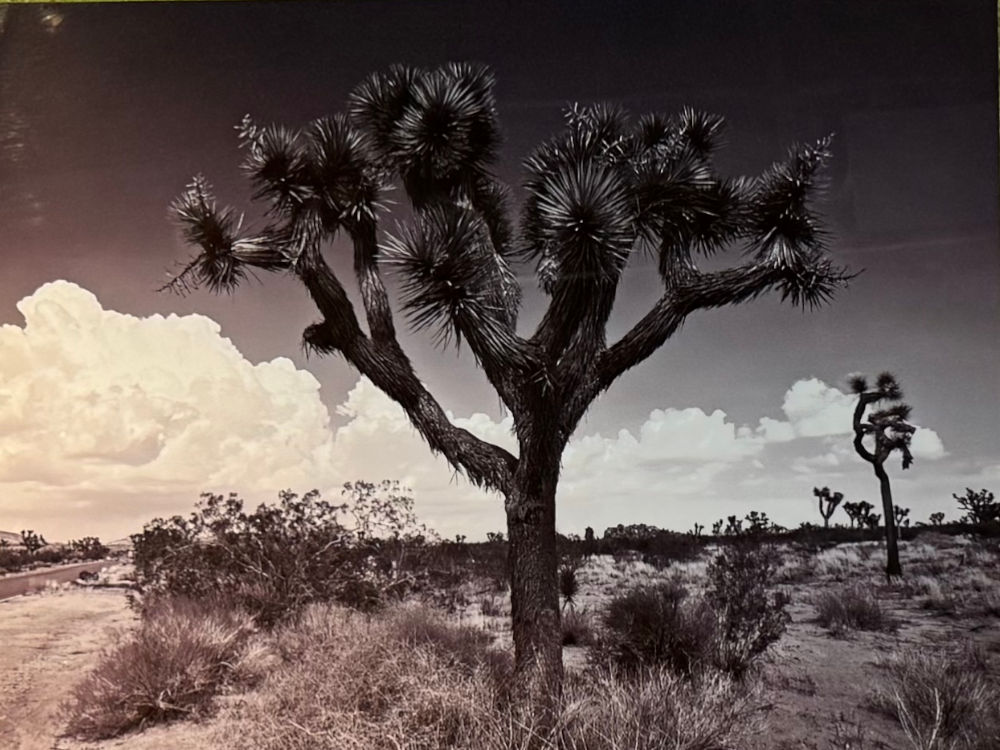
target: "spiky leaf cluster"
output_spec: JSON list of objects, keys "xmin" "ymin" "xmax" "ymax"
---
[
  {"xmin": 239, "ymin": 113, "xmax": 382, "ymax": 235},
  {"xmin": 521, "ymin": 103, "xmax": 843, "ymax": 308},
  {"xmin": 383, "ymin": 204, "xmax": 516, "ymax": 354},
  {"xmin": 349, "ymin": 62, "xmax": 500, "ymax": 206}
]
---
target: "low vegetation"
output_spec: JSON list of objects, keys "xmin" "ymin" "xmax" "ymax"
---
[
  {"xmin": 871, "ymin": 645, "xmax": 1000, "ymax": 750},
  {"xmin": 814, "ymin": 584, "xmax": 894, "ymax": 634},
  {"xmin": 63, "ymin": 597, "xmax": 262, "ymax": 740},
  {"xmin": 57, "ymin": 482, "xmax": 1000, "ymax": 748}
]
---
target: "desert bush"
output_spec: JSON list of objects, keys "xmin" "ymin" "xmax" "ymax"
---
[
  {"xmin": 814, "ymin": 584, "xmax": 894, "ymax": 634},
  {"xmin": 131, "ymin": 482, "xmax": 435, "ymax": 626},
  {"xmin": 871, "ymin": 644, "xmax": 999, "ymax": 750},
  {"xmin": 0, "ymin": 547, "xmax": 29, "ymax": 572},
  {"xmin": 594, "ymin": 580, "xmax": 715, "ymax": 676},
  {"xmin": 704, "ymin": 541, "xmax": 790, "ymax": 678},
  {"xmin": 63, "ymin": 597, "xmax": 258, "ymax": 740},
  {"xmin": 70, "ymin": 536, "xmax": 110, "ymax": 560}
]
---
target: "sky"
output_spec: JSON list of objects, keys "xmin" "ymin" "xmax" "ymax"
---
[{"xmin": 0, "ymin": 1, "xmax": 997, "ymax": 542}]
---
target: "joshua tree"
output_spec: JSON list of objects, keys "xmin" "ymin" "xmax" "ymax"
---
[
  {"xmin": 165, "ymin": 62, "xmax": 847, "ymax": 725},
  {"xmin": 849, "ymin": 372, "xmax": 916, "ymax": 579},
  {"xmin": 19, "ymin": 529, "xmax": 46, "ymax": 554},
  {"xmin": 953, "ymin": 488, "xmax": 999, "ymax": 525},
  {"xmin": 928, "ymin": 511, "xmax": 945, "ymax": 526},
  {"xmin": 813, "ymin": 486, "xmax": 843, "ymax": 528},
  {"xmin": 864, "ymin": 513, "xmax": 881, "ymax": 531},
  {"xmin": 744, "ymin": 510, "xmax": 770, "ymax": 534},
  {"xmin": 711, "ymin": 519, "xmax": 724, "ymax": 536},
  {"xmin": 689, "ymin": 522, "xmax": 704, "ymax": 539},
  {"xmin": 892, "ymin": 505, "xmax": 910, "ymax": 527}
]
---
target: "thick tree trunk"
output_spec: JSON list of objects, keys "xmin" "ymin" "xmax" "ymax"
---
[
  {"xmin": 505, "ymin": 448, "xmax": 563, "ymax": 740},
  {"xmin": 875, "ymin": 463, "xmax": 902, "ymax": 580}
]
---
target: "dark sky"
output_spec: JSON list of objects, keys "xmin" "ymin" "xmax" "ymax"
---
[{"xmin": 0, "ymin": 1, "xmax": 997, "ymax": 538}]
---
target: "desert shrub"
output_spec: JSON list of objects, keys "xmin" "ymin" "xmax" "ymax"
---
[
  {"xmin": 814, "ymin": 584, "xmax": 894, "ymax": 634},
  {"xmin": 704, "ymin": 541, "xmax": 790, "ymax": 678},
  {"xmin": 594, "ymin": 580, "xmax": 714, "ymax": 676},
  {"xmin": 63, "ymin": 597, "xmax": 258, "ymax": 740},
  {"xmin": 909, "ymin": 576, "xmax": 959, "ymax": 615},
  {"xmin": 0, "ymin": 547, "xmax": 29, "ymax": 572},
  {"xmin": 554, "ymin": 666, "xmax": 766, "ymax": 750},
  {"xmin": 70, "ymin": 536, "xmax": 110, "ymax": 560},
  {"xmin": 131, "ymin": 482, "xmax": 435, "ymax": 626},
  {"xmin": 32, "ymin": 544, "xmax": 71, "ymax": 565},
  {"xmin": 209, "ymin": 603, "xmax": 764, "ymax": 750},
  {"xmin": 871, "ymin": 644, "xmax": 999, "ymax": 750},
  {"xmin": 561, "ymin": 608, "xmax": 594, "ymax": 647},
  {"xmin": 213, "ymin": 603, "xmax": 508, "ymax": 750}
]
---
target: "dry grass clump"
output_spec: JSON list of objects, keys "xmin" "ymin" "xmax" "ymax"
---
[
  {"xmin": 215, "ymin": 603, "xmax": 505, "ymax": 750},
  {"xmin": 870, "ymin": 644, "xmax": 999, "ymax": 750},
  {"xmin": 814, "ymin": 584, "xmax": 895, "ymax": 634},
  {"xmin": 211, "ymin": 602, "xmax": 765, "ymax": 750},
  {"xmin": 63, "ymin": 597, "xmax": 262, "ymax": 740},
  {"xmin": 554, "ymin": 666, "xmax": 765, "ymax": 750}
]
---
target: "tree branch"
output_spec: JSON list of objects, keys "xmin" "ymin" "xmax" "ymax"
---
[{"xmin": 298, "ymin": 252, "xmax": 517, "ymax": 493}]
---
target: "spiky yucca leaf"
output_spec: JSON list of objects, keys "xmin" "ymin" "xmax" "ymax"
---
[
  {"xmin": 239, "ymin": 120, "xmax": 311, "ymax": 213},
  {"xmin": 169, "ymin": 177, "xmax": 245, "ymax": 293},
  {"xmin": 870, "ymin": 403, "xmax": 912, "ymax": 422},
  {"xmin": 305, "ymin": 115, "xmax": 381, "ymax": 230},
  {"xmin": 528, "ymin": 159, "xmax": 636, "ymax": 285},
  {"xmin": 747, "ymin": 136, "xmax": 833, "ymax": 270},
  {"xmin": 676, "ymin": 107, "xmax": 726, "ymax": 158},
  {"xmin": 348, "ymin": 64, "xmax": 424, "ymax": 164},
  {"xmin": 382, "ymin": 205, "xmax": 509, "ymax": 350},
  {"xmin": 876, "ymin": 372, "xmax": 902, "ymax": 399},
  {"xmin": 848, "ymin": 374, "xmax": 869, "ymax": 394},
  {"xmin": 386, "ymin": 63, "xmax": 500, "ymax": 204}
]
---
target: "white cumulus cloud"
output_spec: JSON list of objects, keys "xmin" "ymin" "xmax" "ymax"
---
[{"xmin": 0, "ymin": 281, "xmax": 340, "ymax": 537}]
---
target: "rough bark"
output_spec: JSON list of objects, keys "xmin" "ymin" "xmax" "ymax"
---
[
  {"xmin": 504, "ymin": 430, "xmax": 564, "ymax": 739},
  {"xmin": 875, "ymin": 463, "xmax": 902, "ymax": 579}
]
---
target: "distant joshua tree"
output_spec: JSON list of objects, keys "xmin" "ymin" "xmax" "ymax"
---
[
  {"xmin": 864, "ymin": 513, "xmax": 881, "ymax": 531},
  {"xmin": 813, "ymin": 486, "xmax": 843, "ymax": 528},
  {"xmin": 928, "ymin": 511, "xmax": 945, "ymax": 526},
  {"xmin": 849, "ymin": 372, "xmax": 916, "ymax": 579},
  {"xmin": 842, "ymin": 500, "xmax": 868, "ymax": 529},
  {"xmin": 19, "ymin": 529, "xmax": 46, "ymax": 554},
  {"xmin": 892, "ymin": 505, "xmax": 910, "ymax": 528},
  {"xmin": 711, "ymin": 519, "xmax": 724, "ymax": 536},
  {"xmin": 953, "ymin": 488, "xmax": 999, "ymax": 525},
  {"xmin": 689, "ymin": 522, "xmax": 704, "ymax": 539}
]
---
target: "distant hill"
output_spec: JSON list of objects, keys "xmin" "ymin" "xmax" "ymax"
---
[{"xmin": 0, "ymin": 530, "xmax": 21, "ymax": 546}]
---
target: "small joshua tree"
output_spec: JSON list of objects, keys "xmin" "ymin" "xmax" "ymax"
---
[
  {"xmin": 953, "ymin": 488, "xmax": 999, "ymax": 525},
  {"xmin": 864, "ymin": 513, "xmax": 881, "ymax": 531},
  {"xmin": 849, "ymin": 372, "xmax": 916, "ymax": 579},
  {"xmin": 842, "ymin": 500, "xmax": 872, "ymax": 529},
  {"xmin": 689, "ymin": 522, "xmax": 704, "ymax": 539},
  {"xmin": 892, "ymin": 505, "xmax": 910, "ymax": 528},
  {"xmin": 744, "ymin": 511, "xmax": 770, "ymax": 535},
  {"xmin": 711, "ymin": 519, "xmax": 724, "ymax": 536},
  {"xmin": 813, "ymin": 486, "xmax": 843, "ymax": 528},
  {"xmin": 19, "ymin": 529, "xmax": 46, "ymax": 555},
  {"xmin": 928, "ymin": 511, "xmax": 945, "ymax": 526}
]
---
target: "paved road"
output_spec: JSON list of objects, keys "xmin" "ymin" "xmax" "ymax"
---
[{"xmin": 0, "ymin": 561, "xmax": 113, "ymax": 600}]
